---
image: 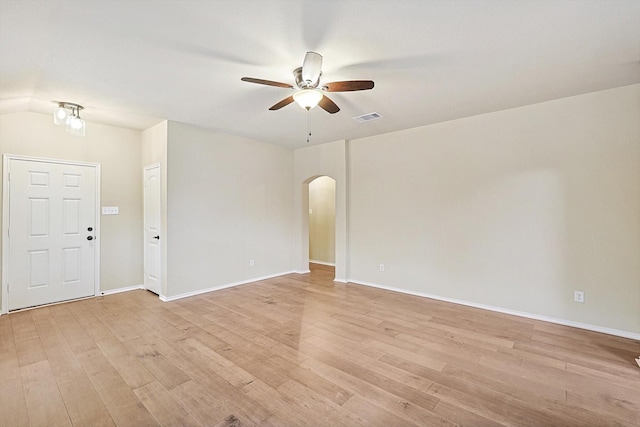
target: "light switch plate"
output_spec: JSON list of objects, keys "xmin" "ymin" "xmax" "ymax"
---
[{"xmin": 102, "ymin": 206, "xmax": 119, "ymax": 215}]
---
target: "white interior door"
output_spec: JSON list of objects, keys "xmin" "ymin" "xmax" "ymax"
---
[
  {"xmin": 144, "ymin": 164, "xmax": 161, "ymax": 295},
  {"xmin": 7, "ymin": 158, "xmax": 98, "ymax": 310}
]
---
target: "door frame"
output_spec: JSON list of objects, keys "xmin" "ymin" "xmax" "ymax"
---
[
  {"xmin": 1, "ymin": 154, "xmax": 101, "ymax": 314},
  {"xmin": 143, "ymin": 163, "xmax": 161, "ymax": 295}
]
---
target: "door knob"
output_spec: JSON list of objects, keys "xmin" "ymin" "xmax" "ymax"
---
[
  {"xmin": 153, "ymin": 235, "xmax": 160, "ymax": 240},
  {"xmin": 87, "ymin": 236, "xmax": 94, "ymax": 241}
]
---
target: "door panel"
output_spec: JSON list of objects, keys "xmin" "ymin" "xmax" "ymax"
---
[
  {"xmin": 144, "ymin": 165, "xmax": 161, "ymax": 295},
  {"xmin": 8, "ymin": 159, "xmax": 97, "ymax": 310}
]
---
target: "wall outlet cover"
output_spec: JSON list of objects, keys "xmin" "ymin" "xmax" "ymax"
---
[{"xmin": 102, "ymin": 206, "xmax": 119, "ymax": 215}]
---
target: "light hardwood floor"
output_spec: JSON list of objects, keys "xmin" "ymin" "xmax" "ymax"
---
[{"xmin": 1, "ymin": 264, "xmax": 639, "ymax": 426}]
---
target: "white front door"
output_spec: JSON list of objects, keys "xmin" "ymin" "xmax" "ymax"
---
[
  {"xmin": 143, "ymin": 164, "xmax": 161, "ymax": 295},
  {"xmin": 7, "ymin": 158, "xmax": 98, "ymax": 310}
]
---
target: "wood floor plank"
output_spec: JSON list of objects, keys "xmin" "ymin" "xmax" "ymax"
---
[
  {"xmin": 288, "ymin": 365, "xmax": 353, "ymax": 406},
  {"xmin": 3, "ymin": 266, "xmax": 638, "ymax": 426},
  {"xmin": 87, "ymin": 368, "xmax": 159, "ymax": 427},
  {"xmin": 14, "ymin": 337, "xmax": 47, "ymax": 368},
  {"xmin": 0, "ymin": 376, "xmax": 30, "ymax": 427},
  {"xmin": 431, "ymin": 400, "xmax": 506, "ymax": 427},
  {"xmin": 123, "ymin": 337, "xmax": 191, "ymax": 390},
  {"xmin": 55, "ymin": 369, "xmax": 116, "ymax": 427},
  {"xmin": 9, "ymin": 311, "xmax": 39, "ymax": 343},
  {"xmin": 340, "ymin": 394, "xmax": 421, "ymax": 427},
  {"xmin": 75, "ymin": 349, "xmax": 159, "ymax": 427},
  {"xmin": 171, "ymin": 380, "xmax": 249, "ymax": 427},
  {"xmin": 242, "ymin": 379, "xmax": 315, "ymax": 426},
  {"xmin": 95, "ymin": 337, "xmax": 157, "ymax": 389},
  {"xmin": 146, "ymin": 332, "xmax": 271, "ymax": 426},
  {"xmin": 213, "ymin": 414, "xmax": 245, "ymax": 427},
  {"xmin": 0, "ymin": 329, "xmax": 20, "ymax": 383},
  {"xmin": 20, "ymin": 360, "xmax": 71, "ymax": 427},
  {"xmin": 300, "ymin": 356, "xmax": 449, "ymax": 426},
  {"xmin": 275, "ymin": 379, "xmax": 364, "ymax": 426},
  {"xmin": 133, "ymin": 380, "xmax": 202, "ymax": 427}
]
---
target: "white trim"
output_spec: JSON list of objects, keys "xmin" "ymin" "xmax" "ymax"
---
[
  {"xmin": 348, "ymin": 278, "xmax": 640, "ymax": 341},
  {"xmin": 294, "ymin": 269, "xmax": 311, "ymax": 274},
  {"xmin": 159, "ymin": 271, "xmax": 296, "ymax": 302},
  {"xmin": 309, "ymin": 260, "xmax": 336, "ymax": 267},
  {"xmin": 94, "ymin": 164, "xmax": 102, "ymax": 297},
  {"xmin": 1, "ymin": 156, "xmax": 8, "ymax": 314},
  {"xmin": 334, "ymin": 278, "xmax": 348, "ymax": 283},
  {"xmin": 100, "ymin": 285, "xmax": 145, "ymax": 296},
  {"xmin": 1, "ymin": 155, "xmax": 101, "ymax": 314}
]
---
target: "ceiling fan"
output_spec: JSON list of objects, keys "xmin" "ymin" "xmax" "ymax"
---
[{"xmin": 241, "ymin": 52, "xmax": 374, "ymax": 114}]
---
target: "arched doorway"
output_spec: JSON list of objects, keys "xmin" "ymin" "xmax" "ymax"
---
[{"xmin": 308, "ymin": 176, "xmax": 336, "ymax": 276}]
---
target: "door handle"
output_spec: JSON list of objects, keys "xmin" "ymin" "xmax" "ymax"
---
[
  {"xmin": 153, "ymin": 235, "xmax": 160, "ymax": 240},
  {"xmin": 87, "ymin": 236, "xmax": 94, "ymax": 241}
]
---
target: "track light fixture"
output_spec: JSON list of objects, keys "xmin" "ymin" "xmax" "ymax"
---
[{"xmin": 53, "ymin": 102, "xmax": 85, "ymax": 136}]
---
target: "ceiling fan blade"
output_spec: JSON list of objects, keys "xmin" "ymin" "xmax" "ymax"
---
[
  {"xmin": 269, "ymin": 96, "xmax": 295, "ymax": 111},
  {"xmin": 302, "ymin": 52, "xmax": 323, "ymax": 86},
  {"xmin": 318, "ymin": 95, "xmax": 340, "ymax": 114},
  {"xmin": 241, "ymin": 77, "xmax": 293, "ymax": 89},
  {"xmin": 323, "ymin": 80, "xmax": 374, "ymax": 92}
]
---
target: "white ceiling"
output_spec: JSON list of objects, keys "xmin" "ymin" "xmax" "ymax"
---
[{"xmin": 1, "ymin": 0, "xmax": 639, "ymax": 149}]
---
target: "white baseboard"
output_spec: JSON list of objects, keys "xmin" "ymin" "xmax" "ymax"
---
[
  {"xmin": 348, "ymin": 279, "xmax": 640, "ymax": 341},
  {"xmin": 294, "ymin": 269, "xmax": 311, "ymax": 274},
  {"xmin": 100, "ymin": 285, "xmax": 144, "ymax": 296},
  {"xmin": 334, "ymin": 278, "xmax": 348, "ymax": 283},
  {"xmin": 159, "ymin": 271, "xmax": 296, "ymax": 302},
  {"xmin": 309, "ymin": 260, "xmax": 336, "ymax": 267}
]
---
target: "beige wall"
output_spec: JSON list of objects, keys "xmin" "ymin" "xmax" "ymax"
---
[
  {"xmin": 0, "ymin": 111, "xmax": 143, "ymax": 309},
  {"xmin": 349, "ymin": 84, "xmax": 640, "ymax": 334},
  {"xmin": 164, "ymin": 121, "xmax": 294, "ymax": 298},
  {"xmin": 309, "ymin": 176, "xmax": 336, "ymax": 264},
  {"xmin": 293, "ymin": 140, "xmax": 348, "ymax": 281}
]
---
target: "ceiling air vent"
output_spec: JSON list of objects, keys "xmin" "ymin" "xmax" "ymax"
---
[{"xmin": 352, "ymin": 112, "xmax": 382, "ymax": 123}]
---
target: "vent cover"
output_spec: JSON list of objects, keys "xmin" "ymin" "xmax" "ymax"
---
[{"xmin": 352, "ymin": 112, "xmax": 382, "ymax": 123}]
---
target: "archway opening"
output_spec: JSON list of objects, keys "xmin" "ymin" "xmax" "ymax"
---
[{"xmin": 307, "ymin": 176, "xmax": 336, "ymax": 278}]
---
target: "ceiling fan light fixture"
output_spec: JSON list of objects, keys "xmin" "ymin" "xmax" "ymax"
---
[{"xmin": 293, "ymin": 89, "xmax": 323, "ymax": 110}]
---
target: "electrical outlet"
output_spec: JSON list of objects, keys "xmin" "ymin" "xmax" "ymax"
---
[
  {"xmin": 574, "ymin": 291, "xmax": 584, "ymax": 303},
  {"xmin": 379, "ymin": 264, "xmax": 385, "ymax": 272},
  {"xmin": 249, "ymin": 259, "xmax": 255, "ymax": 267}
]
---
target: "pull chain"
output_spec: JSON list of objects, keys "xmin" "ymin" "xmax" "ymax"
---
[{"xmin": 306, "ymin": 109, "xmax": 312, "ymax": 143}]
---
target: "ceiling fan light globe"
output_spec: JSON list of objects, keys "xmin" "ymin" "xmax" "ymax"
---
[{"xmin": 293, "ymin": 89, "xmax": 323, "ymax": 110}]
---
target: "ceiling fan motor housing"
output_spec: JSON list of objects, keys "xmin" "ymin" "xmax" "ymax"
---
[{"xmin": 294, "ymin": 67, "xmax": 321, "ymax": 89}]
